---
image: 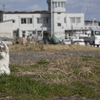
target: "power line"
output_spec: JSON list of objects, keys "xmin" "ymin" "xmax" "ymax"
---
[{"xmin": 82, "ymin": 0, "xmax": 91, "ymax": 14}]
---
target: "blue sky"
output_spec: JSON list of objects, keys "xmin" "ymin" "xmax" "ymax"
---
[{"xmin": 0, "ymin": 0, "xmax": 100, "ymax": 21}]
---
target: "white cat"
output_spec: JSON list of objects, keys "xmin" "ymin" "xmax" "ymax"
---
[{"xmin": 0, "ymin": 41, "xmax": 10, "ymax": 75}]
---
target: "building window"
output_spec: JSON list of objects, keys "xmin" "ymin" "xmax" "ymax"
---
[
  {"xmin": 22, "ymin": 31, "xmax": 26, "ymax": 37},
  {"xmin": 13, "ymin": 20, "xmax": 15, "ymax": 23},
  {"xmin": 21, "ymin": 18, "xmax": 32, "ymax": 24},
  {"xmin": 27, "ymin": 18, "xmax": 32, "ymax": 24},
  {"xmin": 33, "ymin": 31, "xmax": 36, "ymax": 34},
  {"xmin": 61, "ymin": 2, "xmax": 65, "ymax": 8},
  {"xmin": 58, "ymin": 2, "xmax": 60, "ymax": 7},
  {"xmin": 37, "ymin": 18, "xmax": 42, "ymax": 23},
  {"xmin": 52, "ymin": 2, "xmax": 54, "ymax": 8},
  {"xmin": 43, "ymin": 18, "xmax": 49, "ymax": 24},
  {"xmin": 70, "ymin": 17, "xmax": 81, "ymax": 23},
  {"xmin": 76, "ymin": 17, "xmax": 81, "ymax": 23},
  {"xmin": 58, "ymin": 23, "xmax": 61, "ymax": 26},
  {"xmin": 64, "ymin": 2, "xmax": 65, "ymax": 8},
  {"xmin": 57, "ymin": 12, "xmax": 61, "ymax": 14},
  {"xmin": 61, "ymin": 2, "xmax": 64, "ymax": 7},
  {"xmin": 55, "ymin": 2, "xmax": 57, "ymax": 8},
  {"xmin": 37, "ymin": 18, "xmax": 49, "ymax": 24},
  {"xmin": 64, "ymin": 17, "xmax": 66, "ymax": 23},
  {"xmin": 43, "ymin": 18, "xmax": 45, "ymax": 24},
  {"xmin": 70, "ymin": 17, "xmax": 75, "ymax": 23},
  {"xmin": 21, "ymin": 18, "xmax": 26, "ymax": 24},
  {"xmin": 46, "ymin": 18, "xmax": 49, "ymax": 24}
]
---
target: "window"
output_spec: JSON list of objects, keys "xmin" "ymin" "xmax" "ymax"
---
[
  {"xmin": 21, "ymin": 18, "xmax": 26, "ymax": 24},
  {"xmin": 13, "ymin": 20, "xmax": 15, "ymax": 23},
  {"xmin": 22, "ymin": 31, "xmax": 26, "ymax": 33},
  {"xmin": 37, "ymin": 18, "xmax": 42, "ymax": 23},
  {"xmin": 76, "ymin": 17, "xmax": 81, "ymax": 23},
  {"xmin": 64, "ymin": 17, "xmax": 66, "ymax": 23},
  {"xmin": 91, "ymin": 31, "xmax": 94, "ymax": 36},
  {"xmin": 58, "ymin": 23, "xmax": 61, "ymax": 26},
  {"xmin": 43, "ymin": 18, "xmax": 49, "ymax": 24},
  {"xmin": 27, "ymin": 18, "xmax": 32, "ymax": 24},
  {"xmin": 63, "ymin": 2, "xmax": 65, "ymax": 8},
  {"xmin": 70, "ymin": 17, "xmax": 75, "ymax": 23},
  {"xmin": 61, "ymin": 2, "xmax": 64, "ymax": 7},
  {"xmin": 58, "ymin": 2, "xmax": 60, "ymax": 7},
  {"xmin": 95, "ymin": 31, "xmax": 100, "ymax": 35},
  {"xmin": 21, "ymin": 18, "xmax": 32, "ymax": 24},
  {"xmin": 70, "ymin": 17, "xmax": 81, "ymax": 23},
  {"xmin": 52, "ymin": 2, "xmax": 54, "ymax": 8},
  {"xmin": 37, "ymin": 18, "xmax": 49, "ymax": 24},
  {"xmin": 46, "ymin": 18, "xmax": 49, "ymax": 24},
  {"xmin": 57, "ymin": 12, "xmax": 61, "ymax": 14},
  {"xmin": 33, "ymin": 31, "xmax": 36, "ymax": 34},
  {"xmin": 55, "ymin": 2, "xmax": 57, "ymax": 8},
  {"xmin": 22, "ymin": 31, "xmax": 26, "ymax": 37}
]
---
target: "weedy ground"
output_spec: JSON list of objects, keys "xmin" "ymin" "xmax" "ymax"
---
[
  {"xmin": 9, "ymin": 42, "xmax": 100, "ymax": 51},
  {"xmin": 0, "ymin": 55, "xmax": 100, "ymax": 100}
]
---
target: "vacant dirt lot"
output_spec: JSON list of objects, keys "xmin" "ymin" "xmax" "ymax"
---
[{"xmin": 10, "ymin": 50, "xmax": 100, "ymax": 65}]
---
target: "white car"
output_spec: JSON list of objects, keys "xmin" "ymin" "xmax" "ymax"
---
[{"xmin": 0, "ymin": 37, "xmax": 12, "ymax": 46}]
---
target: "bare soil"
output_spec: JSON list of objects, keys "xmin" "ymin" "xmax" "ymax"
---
[{"xmin": 10, "ymin": 50, "xmax": 100, "ymax": 65}]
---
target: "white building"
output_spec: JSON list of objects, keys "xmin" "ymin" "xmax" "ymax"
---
[
  {"xmin": 85, "ymin": 20, "xmax": 100, "ymax": 29},
  {"xmin": 0, "ymin": 0, "xmax": 100, "ymax": 40},
  {"xmin": 0, "ymin": 12, "xmax": 51, "ymax": 38}
]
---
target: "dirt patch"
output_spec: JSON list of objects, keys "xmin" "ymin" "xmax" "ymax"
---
[{"xmin": 10, "ymin": 50, "xmax": 100, "ymax": 65}]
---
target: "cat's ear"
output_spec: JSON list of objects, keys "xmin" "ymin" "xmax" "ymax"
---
[
  {"xmin": 0, "ymin": 46, "xmax": 2, "ymax": 52},
  {"xmin": 1, "ymin": 41, "xmax": 9, "ymax": 53}
]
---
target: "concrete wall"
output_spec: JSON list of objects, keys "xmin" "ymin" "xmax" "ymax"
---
[{"xmin": 0, "ymin": 21, "xmax": 13, "ymax": 38}]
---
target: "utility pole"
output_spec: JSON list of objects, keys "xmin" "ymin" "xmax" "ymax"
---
[
  {"xmin": 93, "ymin": 18, "xmax": 96, "ymax": 28},
  {"xmin": 51, "ymin": 0, "xmax": 54, "ymax": 36},
  {"xmin": 3, "ymin": 5, "xmax": 5, "ymax": 13}
]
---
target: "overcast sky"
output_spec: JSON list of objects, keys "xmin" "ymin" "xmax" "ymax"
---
[{"xmin": 0, "ymin": 0, "xmax": 100, "ymax": 21}]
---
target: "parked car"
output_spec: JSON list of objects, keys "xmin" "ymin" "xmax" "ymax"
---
[{"xmin": 0, "ymin": 37, "xmax": 13, "ymax": 45}]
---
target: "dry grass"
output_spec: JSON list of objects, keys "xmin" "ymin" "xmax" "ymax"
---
[
  {"xmin": 43, "ymin": 44, "xmax": 100, "ymax": 51},
  {"xmin": 9, "ymin": 43, "xmax": 43, "ymax": 51},
  {"xmin": 9, "ymin": 44, "xmax": 100, "ymax": 51},
  {"xmin": 6, "ymin": 54, "xmax": 100, "ymax": 98},
  {"xmin": 11, "ymin": 56, "xmax": 100, "ymax": 86}
]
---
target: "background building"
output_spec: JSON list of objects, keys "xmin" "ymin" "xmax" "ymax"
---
[{"xmin": 0, "ymin": 0, "xmax": 100, "ymax": 39}]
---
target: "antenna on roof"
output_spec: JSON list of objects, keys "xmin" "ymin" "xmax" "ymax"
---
[
  {"xmin": 82, "ymin": 0, "xmax": 91, "ymax": 14},
  {"xmin": 3, "ymin": 4, "xmax": 5, "ymax": 12}
]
